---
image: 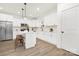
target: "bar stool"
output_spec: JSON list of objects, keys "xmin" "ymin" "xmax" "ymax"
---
[{"xmin": 15, "ymin": 35, "xmax": 25, "ymax": 49}]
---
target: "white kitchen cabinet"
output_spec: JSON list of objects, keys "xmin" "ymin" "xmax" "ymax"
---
[
  {"xmin": 37, "ymin": 31, "xmax": 57, "ymax": 45},
  {"xmin": 24, "ymin": 32, "xmax": 36, "ymax": 49}
]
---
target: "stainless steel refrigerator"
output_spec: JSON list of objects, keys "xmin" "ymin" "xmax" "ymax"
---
[{"xmin": 0, "ymin": 21, "xmax": 13, "ymax": 41}]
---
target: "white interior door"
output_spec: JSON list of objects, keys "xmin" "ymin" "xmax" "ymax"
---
[{"xmin": 61, "ymin": 5, "xmax": 79, "ymax": 54}]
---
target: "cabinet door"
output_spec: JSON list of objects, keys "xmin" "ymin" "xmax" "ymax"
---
[
  {"xmin": 5, "ymin": 22, "xmax": 13, "ymax": 40},
  {"xmin": 0, "ymin": 22, "xmax": 6, "ymax": 40},
  {"xmin": 61, "ymin": 6, "xmax": 79, "ymax": 54}
]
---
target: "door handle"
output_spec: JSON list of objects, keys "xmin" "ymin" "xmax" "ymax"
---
[{"xmin": 61, "ymin": 31, "xmax": 64, "ymax": 33}]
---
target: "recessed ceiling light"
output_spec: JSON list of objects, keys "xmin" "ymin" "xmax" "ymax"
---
[
  {"xmin": 0, "ymin": 7, "xmax": 3, "ymax": 10},
  {"xmin": 37, "ymin": 8, "xmax": 40, "ymax": 11},
  {"xmin": 17, "ymin": 11, "xmax": 20, "ymax": 14}
]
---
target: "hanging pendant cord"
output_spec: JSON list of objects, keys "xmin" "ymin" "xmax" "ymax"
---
[
  {"xmin": 24, "ymin": 3, "xmax": 27, "ymax": 17},
  {"xmin": 22, "ymin": 8, "xmax": 24, "ymax": 18}
]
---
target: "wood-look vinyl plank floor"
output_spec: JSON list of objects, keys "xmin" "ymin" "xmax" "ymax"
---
[{"xmin": 0, "ymin": 39, "xmax": 78, "ymax": 56}]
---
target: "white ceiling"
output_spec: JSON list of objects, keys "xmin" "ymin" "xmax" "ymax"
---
[{"xmin": 0, "ymin": 3, "xmax": 57, "ymax": 19}]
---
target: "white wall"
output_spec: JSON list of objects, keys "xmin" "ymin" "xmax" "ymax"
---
[
  {"xmin": 44, "ymin": 11, "xmax": 58, "ymax": 26},
  {"xmin": 27, "ymin": 18, "xmax": 43, "ymax": 27},
  {"xmin": 0, "ymin": 13, "xmax": 14, "ymax": 21},
  {"xmin": 58, "ymin": 3, "xmax": 79, "ymax": 12}
]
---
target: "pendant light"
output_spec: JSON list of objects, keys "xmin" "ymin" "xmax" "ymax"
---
[
  {"xmin": 21, "ymin": 8, "xmax": 24, "ymax": 18},
  {"xmin": 41, "ymin": 20, "xmax": 44, "ymax": 31},
  {"xmin": 24, "ymin": 3, "xmax": 27, "ymax": 17}
]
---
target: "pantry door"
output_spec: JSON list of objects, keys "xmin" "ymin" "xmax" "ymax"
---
[{"xmin": 61, "ymin": 5, "xmax": 79, "ymax": 54}]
